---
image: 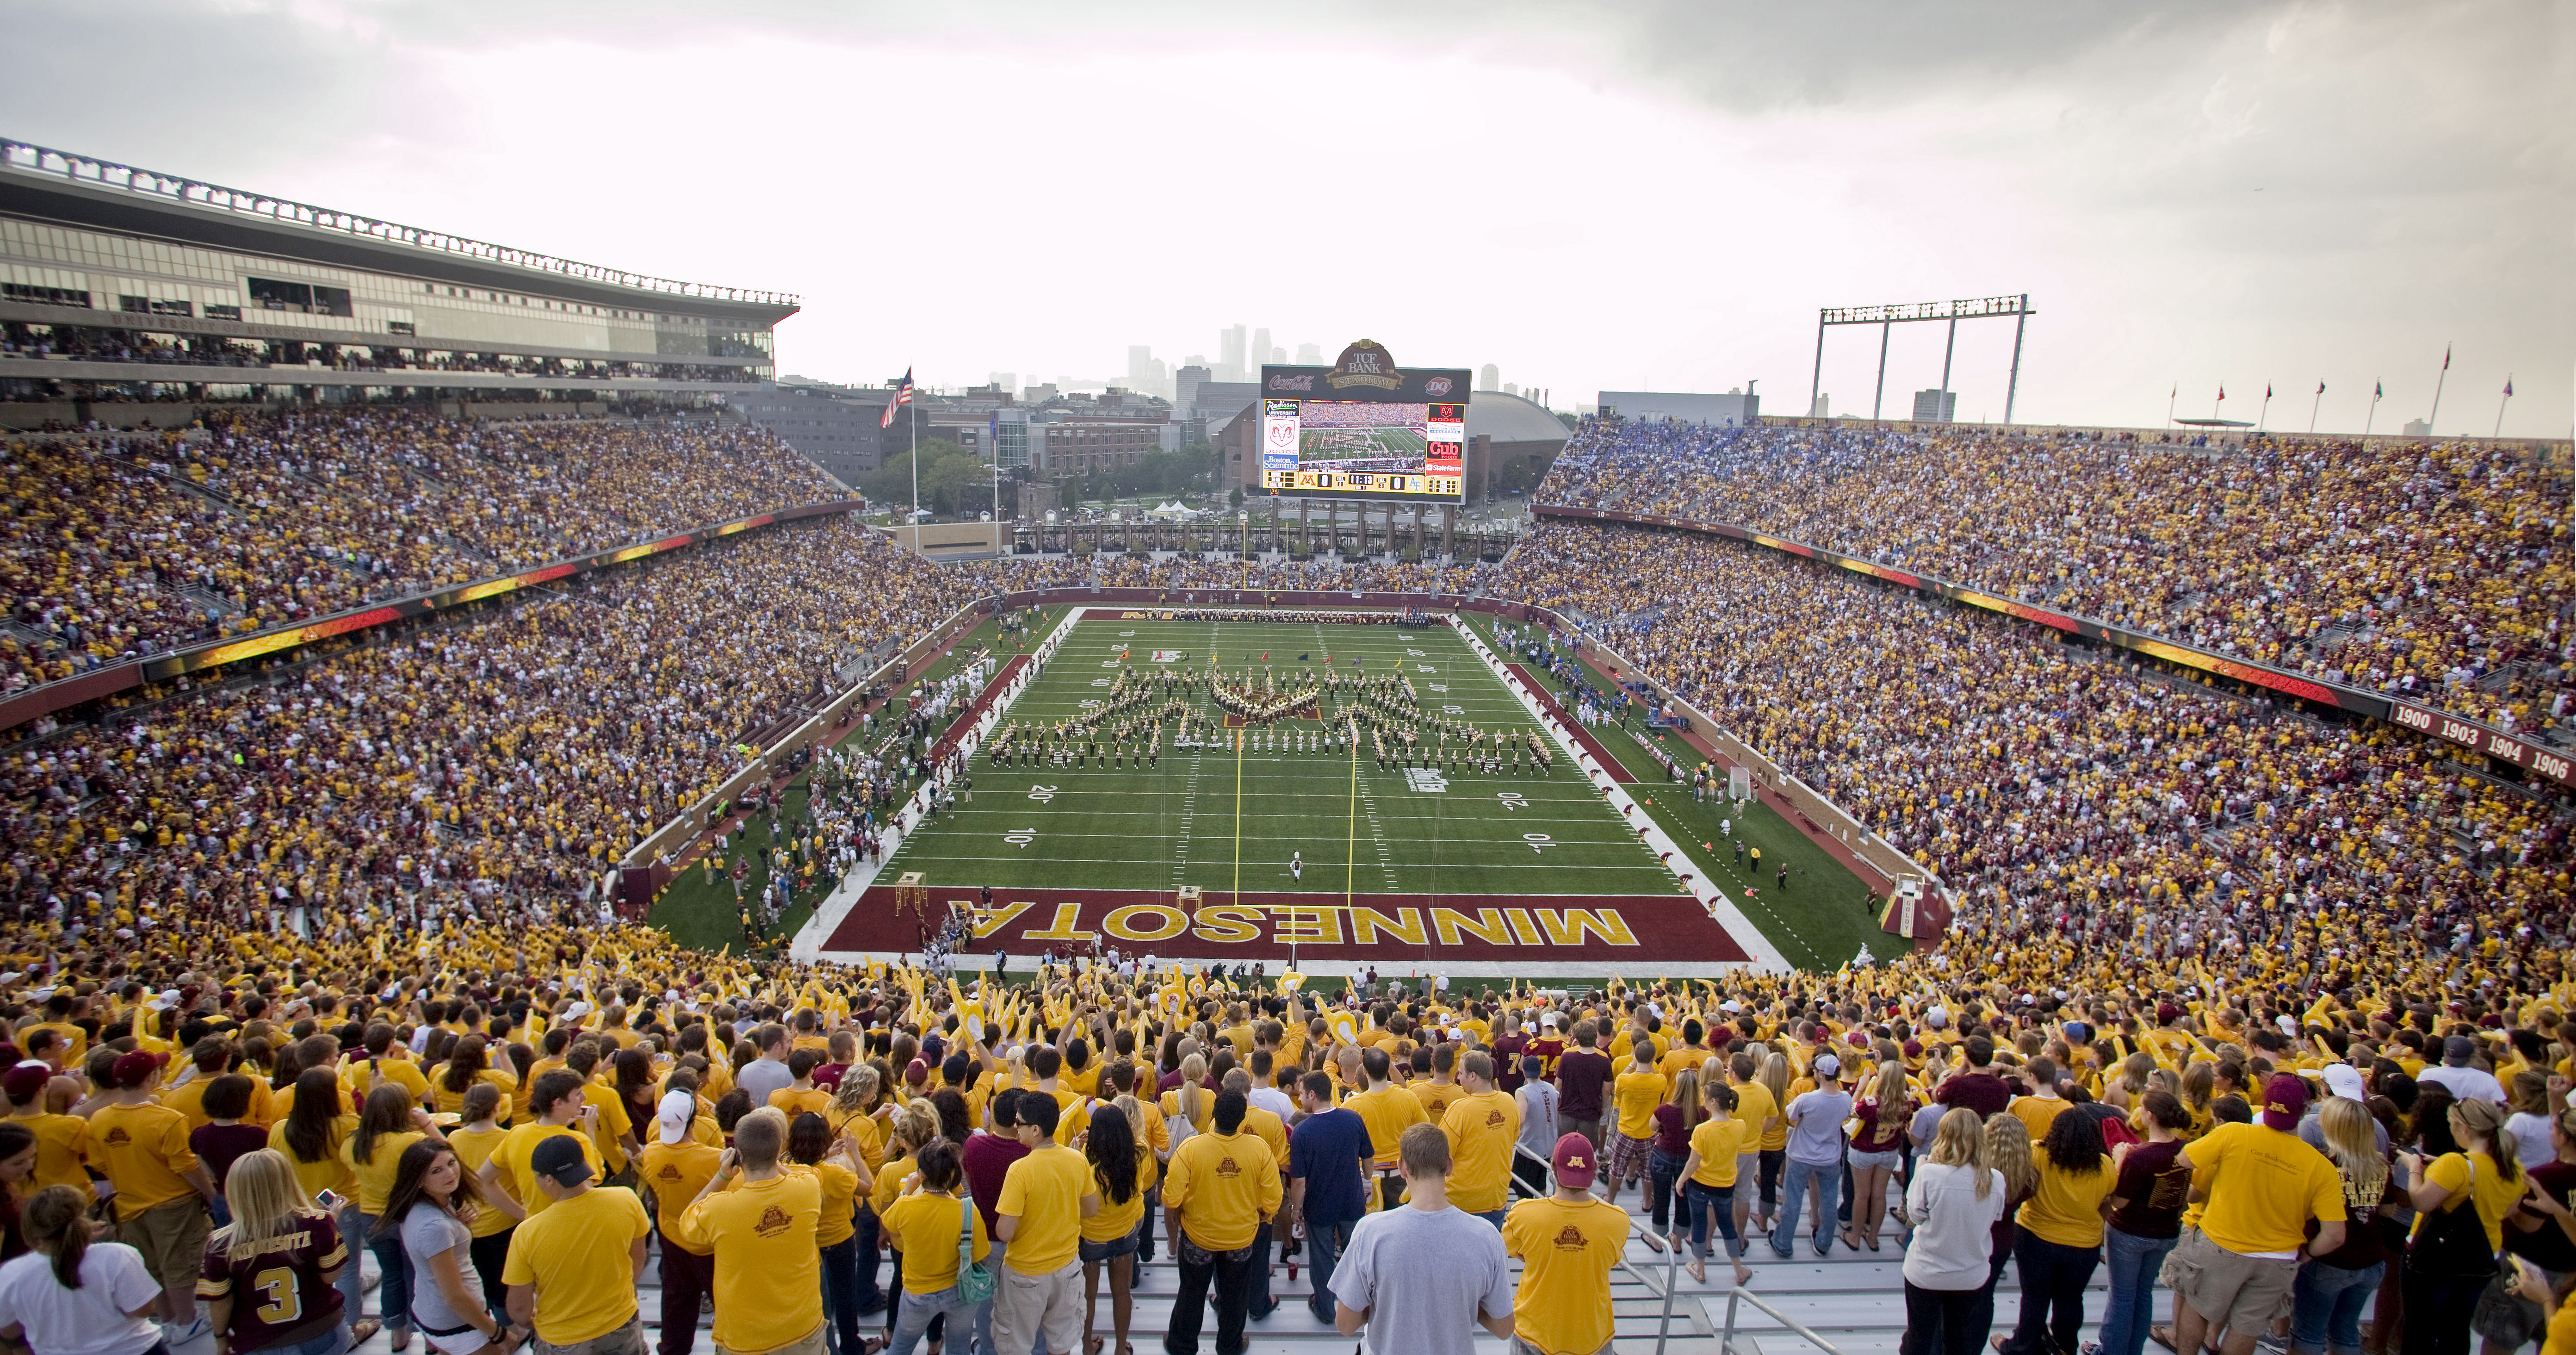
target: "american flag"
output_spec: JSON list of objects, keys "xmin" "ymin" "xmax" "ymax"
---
[{"xmin": 879, "ymin": 368, "xmax": 916, "ymax": 429}]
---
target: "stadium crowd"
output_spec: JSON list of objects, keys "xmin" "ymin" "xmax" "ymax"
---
[
  {"xmin": 6, "ymin": 912, "xmax": 2576, "ymax": 1355},
  {"xmin": 1537, "ymin": 420, "xmax": 2576, "ymax": 746},
  {"xmin": 1494, "ymin": 521, "xmax": 2576, "ymax": 984},
  {"xmin": 0, "ymin": 411, "xmax": 842, "ymax": 691},
  {"xmin": 0, "ymin": 513, "xmax": 981, "ymax": 950}
]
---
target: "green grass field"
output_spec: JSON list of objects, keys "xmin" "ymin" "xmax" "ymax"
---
[{"xmin": 651, "ymin": 606, "xmax": 1901, "ymax": 972}]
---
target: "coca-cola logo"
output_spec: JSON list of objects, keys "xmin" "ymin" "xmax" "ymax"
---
[
  {"xmin": 1268, "ymin": 374, "xmax": 1314, "ymax": 392},
  {"xmin": 1424, "ymin": 377, "xmax": 1454, "ymax": 396}
]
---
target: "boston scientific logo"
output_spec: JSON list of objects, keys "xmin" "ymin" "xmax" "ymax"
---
[
  {"xmin": 1268, "ymin": 374, "xmax": 1315, "ymax": 392},
  {"xmin": 1424, "ymin": 376, "xmax": 1454, "ymax": 397}
]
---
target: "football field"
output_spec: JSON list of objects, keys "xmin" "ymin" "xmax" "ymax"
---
[{"xmin": 811, "ymin": 610, "xmax": 1825, "ymax": 975}]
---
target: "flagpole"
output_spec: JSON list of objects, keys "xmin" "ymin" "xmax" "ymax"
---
[
  {"xmin": 2166, "ymin": 383, "xmax": 2175, "ymax": 430},
  {"xmin": 911, "ymin": 395, "xmax": 920, "ymax": 521},
  {"xmin": 2426, "ymin": 343, "xmax": 2451, "ymax": 434},
  {"xmin": 2309, "ymin": 384, "xmax": 2323, "ymax": 433},
  {"xmin": 2365, "ymin": 385, "xmax": 2380, "ymax": 437},
  {"xmin": 2258, "ymin": 386, "xmax": 2271, "ymax": 432},
  {"xmin": 2495, "ymin": 378, "xmax": 2512, "ymax": 438}
]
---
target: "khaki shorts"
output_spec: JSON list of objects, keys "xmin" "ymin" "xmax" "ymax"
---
[
  {"xmin": 2161, "ymin": 1229, "xmax": 2299, "ymax": 1334},
  {"xmin": 716, "ymin": 1321, "xmax": 826, "ymax": 1355},
  {"xmin": 118, "ymin": 1195, "xmax": 210, "ymax": 1293}
]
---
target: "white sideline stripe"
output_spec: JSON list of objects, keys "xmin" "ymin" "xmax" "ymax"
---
[
  {"xmin": 791, "ymin": 606, "xmax": 1083, "ymax": 959},
  {"xmin": 1450, "ymin": 615, "xmax": 1790, "ymax": 973}
]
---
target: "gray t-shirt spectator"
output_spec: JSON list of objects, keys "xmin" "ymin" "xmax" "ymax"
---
[
  {"xmin": 1784, "ymin": 1087, "xmax": 1854, "ymax": 1166},
  {"xmin": 1907, "ymin": 1101, "xmax": 1948, "ymax": 1150},
  {"xmin": 735, "ymin": 1055, "xmax": 794, "ymax": 1106},
  {"xmin": 2418, "ymin": 1064, "xmax": 2505, "ymax": 1105},
  {"xmin": 1330, "ymin": 1203, "xmax": 1513, "ymax": 1355},
  {"xmin": 1516, "ymin": 1080, "xmax": 1561, "ymax": 1161},
  {"xmin": 399, "ymin": 1203, "xmax": 481, "ymax": 1336}
]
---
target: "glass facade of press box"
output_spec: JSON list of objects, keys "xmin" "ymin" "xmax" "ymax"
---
[{"xmin": 0, "ymin": 217, "xmax": 776, "ymax": 369}]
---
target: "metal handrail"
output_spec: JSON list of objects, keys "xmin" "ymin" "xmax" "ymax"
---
[
  {"xmin": 1509, "ymin": 1141, "xmax": 1684, "ymax": 1355},
  {"xmin": 1, "ymin": 137, "xmax": 799, "ymax": 308},
  {"xmin": 1719, "ymin": 1283, "xmax": 1851, "ymax": 1355}
]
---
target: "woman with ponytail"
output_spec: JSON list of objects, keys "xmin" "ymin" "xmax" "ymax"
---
[{"xmin": 0, "ymin": 1184, "xmax": 165, "ymax": 1355}]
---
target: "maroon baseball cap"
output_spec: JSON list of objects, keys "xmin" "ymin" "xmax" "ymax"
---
[
  {"xmin": 1, "ymin": 1063, "xmax": 49, "ymax": 1104},
  {"xmin": 110, "ymin": 1051, "xmax": 167, "ymax": 1089},
  {"xmin": 1552, "ymin": 1132, "xmax": 1598, "ymax": 1189},
  {"xmin": 2261, "ymin": 1073, "xmax": 2308, "ymax": 1131}
]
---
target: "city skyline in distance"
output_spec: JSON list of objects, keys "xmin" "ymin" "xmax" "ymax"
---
[{"xmin": 3, "ymin": 0, "xmax": 2564, "ymax": 436}]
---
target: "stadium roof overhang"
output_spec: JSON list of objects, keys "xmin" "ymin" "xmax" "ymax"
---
[{"xmin": 0, "ymin": 141, "xmax": 798, "ymax": 329}]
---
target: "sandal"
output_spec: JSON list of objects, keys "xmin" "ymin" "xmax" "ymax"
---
[
  {"xmin": 349, "ymin": 1320, "xmax": 382, "ymax": 1347},
  {"xmin": 2149, "ymin": 1327, "xmax": 2179, "ymax": 1353},
  {"xmin": 1687, "ymin": 1257, "xmax": 1706, "ymax": 1284}
]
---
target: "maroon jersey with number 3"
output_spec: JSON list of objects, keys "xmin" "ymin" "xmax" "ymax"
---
[{"xmin": 198, "ymin": 1211, "xmax": 348, "ymax": 1352}]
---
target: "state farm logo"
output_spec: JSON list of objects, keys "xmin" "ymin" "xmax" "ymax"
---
[
  {"xmin": 1424, "ymin": 377, "xmax": 1454, "ymax": 396},
  {"xmin": 755, "ymin": 1205, "xmax": 793, "ymax": 1236},
  {"xmin": 1268, "ymin": 374, "xmax": 1314, "ymax": 392}
]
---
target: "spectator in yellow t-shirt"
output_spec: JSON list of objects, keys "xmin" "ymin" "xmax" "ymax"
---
[
  {"xmin": 1605, "ymin": 1037, "xmax": 1666, "ymax": 1204},
  {"xmin": 880, "ymin": 1137, "xmax": 990, "ymax": 1355},
  {"xmin": 503, "ymin": 1134, "xmax": 653, "ymax": 1354},
  {"xmin": 676, "ymin": 1108, "xmax": 826, "ymax": 1355},
  {"xmin": 90, "ymin": 1050, "xmax": 218, "ymax": 1330},
  {"xmin": 1502, "ymin": 1133, "xmax": 1630, "ymax": 1355},
  {"xmin": 994, "ymin": 1092, "xmax": 1099, "ymax": 1355},
  {"xmin": 1995, "ymin": 1109, "xmax": 2117, "ymax": 1355},
  {"xmin": 2165, "ymin": 1075, "xmax": 2347, "ymax": 1355},
  {"xmin": 1161, "ymin": 1090, "xmax": 1281, "ymax": 1355}
]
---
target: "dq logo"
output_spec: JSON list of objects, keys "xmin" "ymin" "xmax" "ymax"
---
[{"xmin": 1424, "ymin": 376, "xmax": 1453, "ymax": 396}]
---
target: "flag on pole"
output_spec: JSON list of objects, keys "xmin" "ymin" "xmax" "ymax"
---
[
  {"xmin": 2442, "ymin": 345, "xmax": 2452, "ymax": 370},
  {"xmin": 2217, "ymin": 385, "xmax": 2226, "ymax": 401},
  {"xmin": 879, "ymin": 368, "xmax": 916, "ymax": 429},
  {"xmin": 2504, "ymin": 377, "xmax": 2514, "ymax": 397},
  {"xmin": 2316, "ymin": 382, "xmax": 2326, "ymax": 394},
  {"xmin": 2265, "ymin": 384, "xmax": 2273, "ymax": 398},
  {"xmin": 2374, "ymin": 381, "xmax": 2383, "ymax": 398}
]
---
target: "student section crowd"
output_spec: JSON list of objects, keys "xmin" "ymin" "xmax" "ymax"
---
[
  {"xmin": 1537, "ymin": 419, "xmax": 2575, "ymax": 746},
  {"xmin": 6, "ymin": 927, "xmax": 2576, "ymax": 1355}
]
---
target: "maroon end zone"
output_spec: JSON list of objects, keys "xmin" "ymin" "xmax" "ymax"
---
[
  {"xmin": 822, "ymin": 885, "xmax": 1751, "ymax": 963},
  {"xmin": 1509, "ymin": 665, "xmax": 1635, "ymax": 782}
]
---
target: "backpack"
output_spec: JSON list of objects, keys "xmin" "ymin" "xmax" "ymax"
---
[{"xmin": 955, "ymin": 1190, "xmax": 995, "ymax": 1304}]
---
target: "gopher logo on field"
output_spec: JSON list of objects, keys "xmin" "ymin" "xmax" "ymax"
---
[
  {"xmin": 755, "ymin": 1205, "xmax": 794, "ymax": 1236},
  {"xmin": 1552, "ymin": 1224, "xmax": 1590, "ymax": 1252}
]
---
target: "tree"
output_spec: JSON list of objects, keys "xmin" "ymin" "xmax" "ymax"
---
[
  {"xmin": 862, "ymin": 438, "xmax": 983, "ymax": 517},
  {"xmin": 1229, "ymin": 486, "xmax": 1245, "ymax": 510}
]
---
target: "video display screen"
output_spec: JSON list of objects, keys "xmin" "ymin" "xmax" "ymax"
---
[{"xmin": 1258, "ymin": 348, "xmax": 1469, "ymax": 503}]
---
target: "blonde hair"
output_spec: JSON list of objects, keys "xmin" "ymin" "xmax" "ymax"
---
[
  {"xmin": 890, "ymin": 1100, "xmax": 939, "ymax": 1156},
  {"xmin": 830, "ymin": 1063, "xmax": 881, "ymax": 1115},
  {"xmin": 2452, "ymin": 1098, "xmax": 2522, "ymax": 1184},
  {"xmin": 2317, "ymin": 1098, "xmax": 2389, "ymax": 1204},
  {"xmin": 1757, "ymin": 1052, "xmax": 1789, "ymax": 1107},
  {"xmin": 1672, "ymin": 1069, "xmax": 1703, "ymax": 1120},
  {"xmin": 1985, "ymin": 1114, "xmax": 2037, "ymax": 1199},
  {"xmin": 1871, "ymin": 1063, "xmax": 1910, "ymax": 1130},
  {"xmin": 1176, "ymin": 1053, "xmax": 1208, "ymax": 1127},
  {"xmin": 213, "ymin": 1150, "xmax": 322, "ymax": 1255},
  {"xmin": 1928, "ymin": 1108, "xmax": 1993, "ymax": 1199}
]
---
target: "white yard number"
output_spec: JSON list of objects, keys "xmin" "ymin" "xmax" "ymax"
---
[
  {"xmin": 1078, "ymin": 699, "xmax": 1103, "ymax": 709},
  {"xmin": 1442, "ymin": 704, "xmax": 1465, "ymax": 715},
  {"xmin": 1416, "ymin": 664, "xmax": 1436, "ymax": 673},
  {"xmin": 1026, "ymin": 785, "xmax": 1059, "ymax": 802},
  {"xmin": 1407, "ymin": 648, "xmax": 1427, "ymax": 657},
  {"xmin": 1003, "ymin": 827, "xmax": 1038, "ymax": 847},
  {"xmin": 1427, "ymin": 684, "xmax": 1449, "ymax": 693},
  {"xmin": 1405, "ymin": 768, "xmax": 1449, "ymax": 794},
  {"xmin": 1119, "ymin": 630, "xmax": 1136, "ymax": 637},
  {"xmin": 1523, "ymin": 833, "xmax": 1555, "ymax": 852},
  {"xmin": 1101, "ymin": 659, "xmax": 1122, "ymax": 667},
  {"xmin": 1090, "ymin": 678, "xmax": 1112, "ymax": 687},
  {"xmin": 1497, "ymin": 792, "xmax": 1530, "ymax": 811}
]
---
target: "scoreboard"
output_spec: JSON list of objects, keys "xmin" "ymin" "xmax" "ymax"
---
[{"xmin": 1258, "ymin": 339, "xmax": 1470, "ymax": 504}]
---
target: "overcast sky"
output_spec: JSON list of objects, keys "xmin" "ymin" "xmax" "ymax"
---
[{"xmin": 7, "ymin": 0, "xmax": 2569, "ymax": 434}]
